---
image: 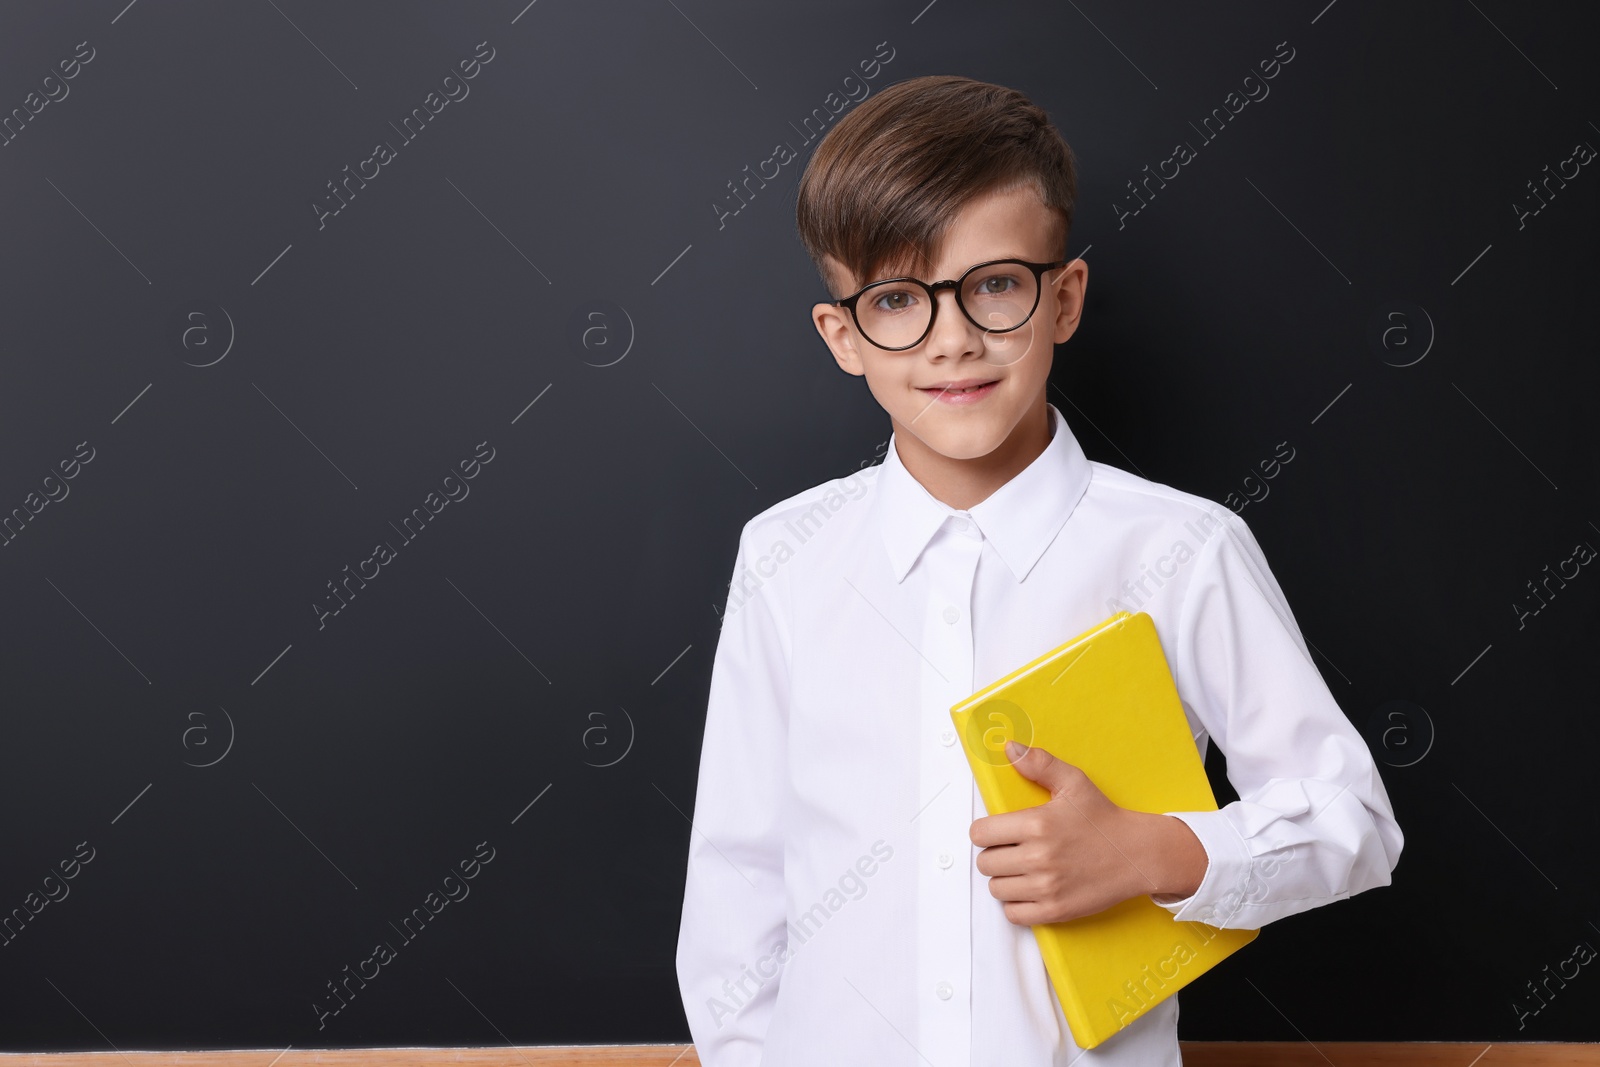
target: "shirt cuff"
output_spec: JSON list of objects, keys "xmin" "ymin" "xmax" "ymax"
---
[{"xmin": 1151, "ymin": 808, "xmax": 1256, "ymax": 927}]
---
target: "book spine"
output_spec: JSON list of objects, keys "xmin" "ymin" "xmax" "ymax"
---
[{"xmin": 1038, "ymin": 937, "xmax": 1103, "ymax": 1049}]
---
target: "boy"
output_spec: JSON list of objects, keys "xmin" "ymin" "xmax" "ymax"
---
[{"xmin": 675, "ymin": 74, "xmax": 1402, "ymax": 1066}]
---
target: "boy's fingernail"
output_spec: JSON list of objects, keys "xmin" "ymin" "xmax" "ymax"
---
[{"xmin": 1006, "ymin": 739, "xmax": 1025, "ymax": 761}]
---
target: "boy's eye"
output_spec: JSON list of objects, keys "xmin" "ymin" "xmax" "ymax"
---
[
  {"xmin": 871, "ymin": 288, "xmax": 919, "ymax": 313},
  {"xmin": 972, "ymin": 274, "xmax": 1020, "ymax": 296}
]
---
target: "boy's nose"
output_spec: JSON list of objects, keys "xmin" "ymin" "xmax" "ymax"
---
[{"xmin": 924, "ymin": 289, "xmax": 983, "ymax": 359}]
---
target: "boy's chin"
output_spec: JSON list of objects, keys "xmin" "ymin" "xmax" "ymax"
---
[{"xmin": 903, "ymin": 420, "xmax": 1011, "ymax": 463}]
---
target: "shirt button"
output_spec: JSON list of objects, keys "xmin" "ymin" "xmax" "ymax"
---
[
  {"xmin": 935, "ymin": 980, "xmax": 954, "ymax": 1000},
  {"xmin": 939, "ymin": 728, "xmax": 956, "ymax": 746},
  {"xmin": 937, "ymin": 851, "xmax": 953, "ymax": 869},
  {"xmin": 952, "ymin": 517, "xmax": 970, "ymax": 533},
  {"xmin": 942, "ymin": 605, "xmax": 960, "ymax": 624}
]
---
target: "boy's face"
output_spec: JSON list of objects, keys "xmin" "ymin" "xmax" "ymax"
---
[{"xmin": 811, "ymin": 181, "xmax": 1088, "ymax": 465}]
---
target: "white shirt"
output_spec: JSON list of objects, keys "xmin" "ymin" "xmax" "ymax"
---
[{"xmin": 675, "ymin": 403, "xmax": 1403, "ymax": 1066}]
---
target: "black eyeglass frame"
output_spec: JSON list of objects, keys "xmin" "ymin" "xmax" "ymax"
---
[{"xmin": 831, "ymin": 257, "xmax": 1071, "ymax": 352}]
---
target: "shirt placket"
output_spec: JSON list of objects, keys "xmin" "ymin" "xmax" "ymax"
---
[{"xmin": 916, "ymin": 514, "xmax": 983, "ymax": 1067}]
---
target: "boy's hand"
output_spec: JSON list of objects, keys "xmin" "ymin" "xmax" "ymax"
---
[{"xmin": 969, "ymin": 740, "xmax": 1209, "ymax": 926}]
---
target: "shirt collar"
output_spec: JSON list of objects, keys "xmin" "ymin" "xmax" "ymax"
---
[{"xmin": 871, "ymin": 402, "xmax": 1093, "ymax": 584}]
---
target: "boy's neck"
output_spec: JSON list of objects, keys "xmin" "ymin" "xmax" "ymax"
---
[{"xmin": 891, "ymin": 400, "xmax": 1054, "ymax": 512}]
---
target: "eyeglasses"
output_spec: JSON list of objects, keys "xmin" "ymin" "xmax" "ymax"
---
[{"xmin": 831, "ymin": 257, "xmax": 1068, "ymax": 352}]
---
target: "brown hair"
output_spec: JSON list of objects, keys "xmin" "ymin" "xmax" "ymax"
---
[{"xmin": 795, "ymin": 74, "xmax": 1078, "ymax": 298}]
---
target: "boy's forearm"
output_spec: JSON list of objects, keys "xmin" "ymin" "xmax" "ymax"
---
[{"xmin": 1123, "ymin": 810, "xmax": 1209, "ymax": 904}]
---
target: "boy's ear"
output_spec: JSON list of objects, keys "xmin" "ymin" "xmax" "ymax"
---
[
  {"xmin": 812, "ymin": 302, "xmax": 867, "ymax": 377},
  {"xmin": 1049, "ymin": 258, "xmax": 1089, "ymax": 345}
]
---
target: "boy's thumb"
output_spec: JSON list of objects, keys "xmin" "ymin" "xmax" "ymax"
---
[{"xmin": 1005, "ymin": 739, "xmax": 1066, "ymax": 788}]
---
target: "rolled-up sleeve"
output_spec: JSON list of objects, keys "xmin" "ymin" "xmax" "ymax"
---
[
  {"xmin": 1153, "ymin": 508, "xmax": 1404, "ymax": 929},
  {"xmin": 675, "ymin": 520, "xmax": 791, "ymax": 1066}
]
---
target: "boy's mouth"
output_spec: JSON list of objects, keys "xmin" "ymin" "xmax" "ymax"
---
[{"xmin": 919, "ymin": 379, "xmax": 999, "ymax": 404}]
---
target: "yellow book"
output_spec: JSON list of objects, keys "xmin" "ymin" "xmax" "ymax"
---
[{"xmin": 949, "ymin": 610, "xmax": 1258, "ymax": 1050}]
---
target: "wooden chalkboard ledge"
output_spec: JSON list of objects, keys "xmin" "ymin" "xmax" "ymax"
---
[{"xmin": 0, "ymin": 1044, "xmax": 1594, "ymax": 1065}]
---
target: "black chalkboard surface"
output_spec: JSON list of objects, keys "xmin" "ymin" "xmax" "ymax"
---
[{"xmin": 1, "ymin": 0, "xmax": 1595, "ymax": 1052}]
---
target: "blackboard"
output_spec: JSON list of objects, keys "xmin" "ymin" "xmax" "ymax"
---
[{"xmin": 1, "ymin": 0, "xmax": 1595, "ymax": 1052}]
